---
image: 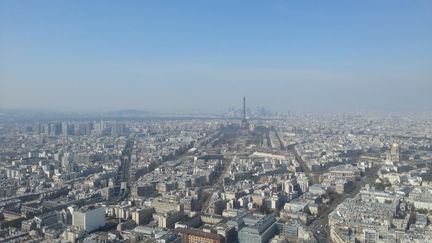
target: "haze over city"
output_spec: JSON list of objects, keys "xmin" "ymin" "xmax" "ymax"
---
[
  {"xmin": 1, "ymin": 1, "xmax": 431, "ymax": 113},
  {"xmin": 2, "ymin": 2, "xmax": 432, "ymax": 243}
]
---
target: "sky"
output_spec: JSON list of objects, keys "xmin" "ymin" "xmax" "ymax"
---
[{"xmin": 0, "ymin": 1, "xmax": 431, "ymax": 113}]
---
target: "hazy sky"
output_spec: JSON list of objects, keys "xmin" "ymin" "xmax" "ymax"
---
[{"xmin": 1, "ymin": 1, "xmax": 431, "ymax": 113}]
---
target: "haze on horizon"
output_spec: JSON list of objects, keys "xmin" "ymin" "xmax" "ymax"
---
[{"xmin": 1, "ymin": 1, "xmax": 431, "ymax": 113}]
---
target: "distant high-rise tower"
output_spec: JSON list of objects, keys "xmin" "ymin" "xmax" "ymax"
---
[{"xmin": 241, "ymin": 96, "xmax": 249, "ymax": 129}]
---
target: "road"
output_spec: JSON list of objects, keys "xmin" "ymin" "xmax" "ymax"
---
[
  {"xmin": 289, "ymin": 144, "xmax": 320, "ymax": 185},
  {"xmin": 269, "ymin": 130, "xmax": 383, "ymax": 242},
  {"xmin": 118, "ymin": 138, "xmax": 134, "ymax": 184},
  {"xmin": 309, "ymin": 164, "xmax": 382, "ymax": 242},
  {"xmin": 201, "ymin": 152, "xmax": 235, "ymax": 212},
  {"xmin": 273, "ymin": 128, "xmax": 285, "ymax": 150},
  {"xmin": 275, "ymin": 130, "xmax": 318, "ymax": 184}
]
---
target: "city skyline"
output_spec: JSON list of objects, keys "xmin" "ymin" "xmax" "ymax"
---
[
  {"xmin": 1, "ymin": 1, "xmax": 432, "ymax": 113},
  {"xmin": 1, "ymin": 2, "xmax": 431, "ymax": 241}
]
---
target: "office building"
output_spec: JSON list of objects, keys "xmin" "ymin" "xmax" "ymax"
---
[
  {"xmin": 238, "ymin": 214, "xmax": 277, "ymax": 243},
  {"xmin": 72, "ymin": 206, "xmax": 105, "ymax": 232}
]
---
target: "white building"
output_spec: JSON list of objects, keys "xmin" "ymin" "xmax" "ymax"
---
[{"xmin": 73, "ymin": 206, "xmax": 105, "ymax": 232}]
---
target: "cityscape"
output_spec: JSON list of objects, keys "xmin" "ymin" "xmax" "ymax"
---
[
  {"xmin": 1, "ymin": 1, "xmax": 432, "ymax": 243},
  {"xmin": 0, "ymin": 99, "xmax": 431, "ymax": 242}
]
